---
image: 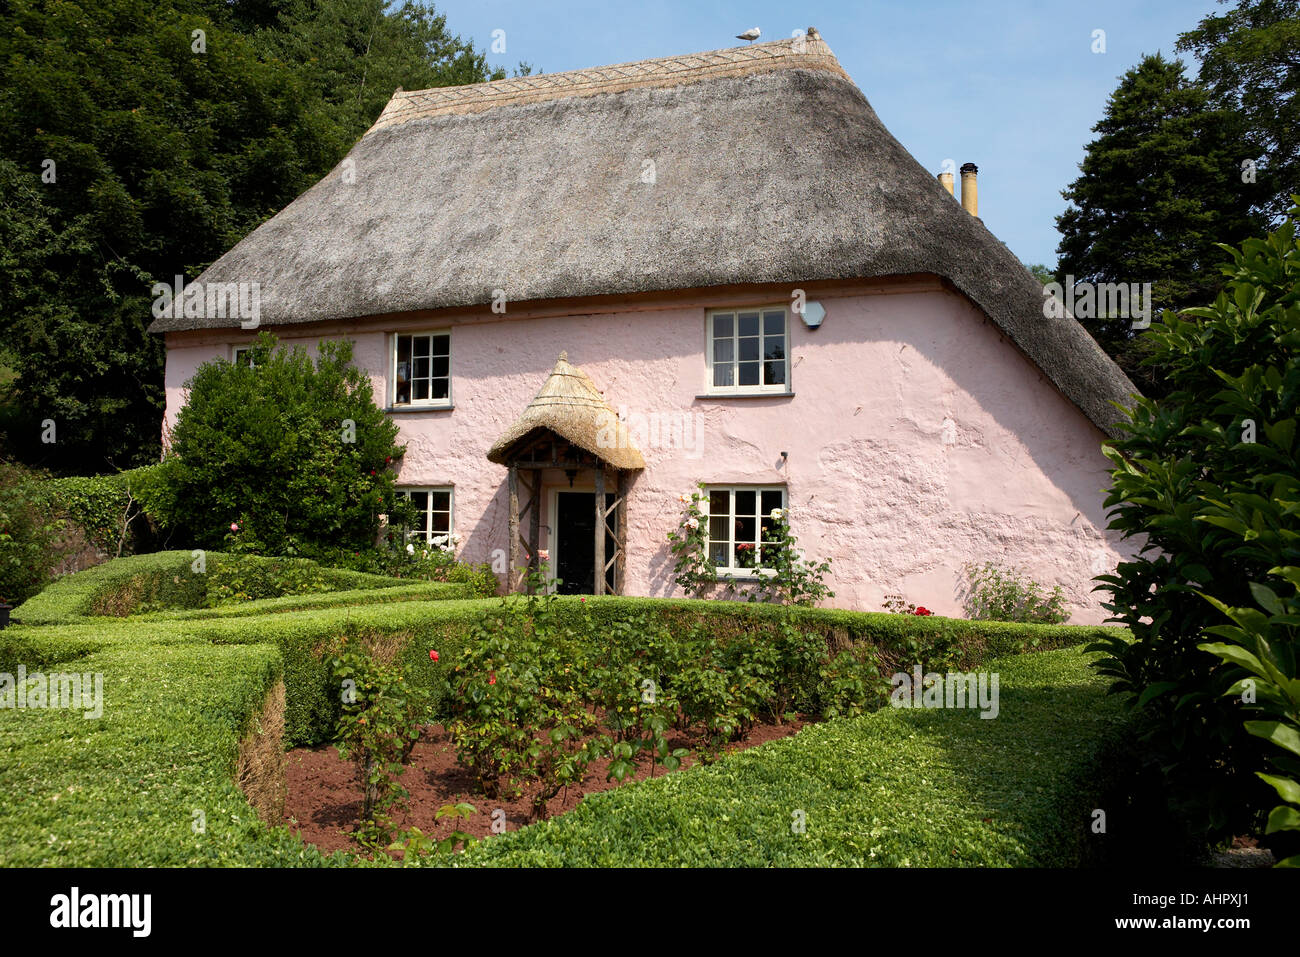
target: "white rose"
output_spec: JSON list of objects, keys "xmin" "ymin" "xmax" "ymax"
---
[
  {"xmin": 770, "ymin": 508, "xmax": 785, "ymax": 521},
  {"xmin": 685, "ymin": 517, "xmax": 699, "ymax": 530},
  {"xmin": 406, "ymin": 543, "xmax": 415, "ymax": 555}
]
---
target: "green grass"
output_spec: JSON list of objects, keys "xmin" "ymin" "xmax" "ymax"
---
[{"xmin": 0, "ymin": 555, "xmax": 1133, "ymax": 867}]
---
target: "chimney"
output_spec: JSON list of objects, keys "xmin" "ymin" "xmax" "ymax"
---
[
  {"xmin": 960, "ymin": 163, "xmax": 978, "ymax": 217},
  {"xmin": 937, "ymin": 170, "xmax": 955, "ymax": 197}
]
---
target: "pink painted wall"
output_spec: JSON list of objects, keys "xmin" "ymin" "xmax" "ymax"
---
[{"xmin": 163, "ymin": 286, "xmax": 1133, "ymax": 623}]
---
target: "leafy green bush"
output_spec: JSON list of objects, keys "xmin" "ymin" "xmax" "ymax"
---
[
  {"xmin": 0, "ymin": 462, "xmax": 69, "ymax": 604},
  {"xmin": 161, "ymin": 333, "xmax": 411, "ymax": 554},
  {"xmin": 329, "ymin": 628, "xmax": 432, "ymax": 847},
  {"xmin": 961, "ymin": 562, "xmax": 1069, "ymax": 625},
  {"xmin": 1089, "ymin": 207, "xmax": 1300, "ymax": 852}
]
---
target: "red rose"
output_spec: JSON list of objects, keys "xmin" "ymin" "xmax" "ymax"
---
[
  {"xmin": 915, "ymin": 607, "xmax": 932, "ymax": 616},
  {"xmin": 488, "ymin": 672, "xmax": 497, "ymax": 686},
  {"xmin": 429, "ymin": 650, "xmax": 439, "ymax": 662}
]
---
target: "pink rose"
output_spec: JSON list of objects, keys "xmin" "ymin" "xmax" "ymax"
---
[{"xmin": 230, "ymin": 523, "xmax": 239, "ymax": 532}]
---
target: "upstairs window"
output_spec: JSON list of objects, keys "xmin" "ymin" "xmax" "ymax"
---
[
  {"xmin": 706, "ymin": 308, "xmax": 789, "ymax": 393},
  {"xmin": 392, "ymin": 331, "xmax": 451, "ymax": 408},
  {"xmin": 705, "ymin": 485, "xmax": 787, "ymax": 575}
]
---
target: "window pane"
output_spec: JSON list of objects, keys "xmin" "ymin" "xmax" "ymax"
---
[
  {"xmin": 764, "ymin": 360, "xmax": 785, "ymax": 386},
  {"xmin": 709, "ymin": 541, "xmax": 729, "ymax": 566},
  {"xmin": 414, "ymin": 379, "xmax": 429, "ymax": 400},
  {"xmin": 414, "ymin": 356, "xmax": 430, "ymax": 379},
  {"xmin": 432, "ymin": 334, "xmax": 450, "ymax": 357},
  {"xmin": 739, "ymin": 337, "xmax": 760, "ymax": 361},
  {"xmin": 432, "ymin": 378, "xmax": 449, "ymax": 400},
  {"xmin": 413, "ymin": 336, "xmax": 430, "ymax": 358},
  {"xmin": 763, "ymin": 337, "xmax": 785, "ymax": 360},
  {"xmin": 431, "ymin": 491, "xmax": 451, "ymax": 511},
  {"xmin": 431, "ymin": 356, "xmax": 449, "ymax": 378},
  {"xmin": 431, "ymin": 512, "xmax": 450, "ymax": 533},
  {"xmin": 761, "ymin": 490, "xmax": 784, "ymax": 513},
  {"xmin": 709, "ymin": 516, "xmax": 728, "ymax": 542},
  {"xmin": 713, "ymin": 364, "xmax": 734, "ymax": 388},
  {"xmin": 712, "ymin": 314, "xmax": 733, "ymax": 339},
  {"xmin": 763, "ymin": 311, "xmax": 785, "ymax": 335},
  {"xmin": 735, "ymin": 490, "xmax": 756, "ymax": 515},
  {"xmin": 738, "ymin": 313, "xmax": 760, "ymax": 337},
  {"xmin": 709, "ymin": 490, "xmax": 729, "ymax": 516},
  {"xmin": 395, "ymin": 336, "xmax": 412, "ymax": 404},
  {"xmin": 738, "ymin": 361, "xmax": 760, "ymax": 386},
  {"xmin": 713, "ymin": 338, "xmax": 734, "ymax": 363}
]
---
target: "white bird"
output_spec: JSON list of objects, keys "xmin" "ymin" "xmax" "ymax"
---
[{"xmin": 736, "ymin": 27, "xmax": 760, "ymax": 43}]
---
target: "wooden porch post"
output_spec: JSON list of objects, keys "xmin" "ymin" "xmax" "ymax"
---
[
  {"xmin": 507, "ymin": 463, "xmax": 520, "ymax": 594},
  {"xmin": 594, "ymin": 468, "xmax": 606, "ymax": 596},
  {"xmin": 614, "ymin": 471, "xmax": 628, "ymax": 596},
  {"xmin": 529, "ymin": 468, "xmax": 542, "ymax": 587}
]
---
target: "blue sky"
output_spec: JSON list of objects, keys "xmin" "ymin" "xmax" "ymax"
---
[{"xmin": 433, "ymin": 0, "xmax": 1223, "ymax": 267}]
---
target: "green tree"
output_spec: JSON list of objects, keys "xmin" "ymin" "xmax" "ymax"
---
[
  {"xmin": 162, "ymin": 333, "xmax": 407, "ymax": 554},
  {"xmin": 1088, "ymin": 203, "xmax": 1300, "ymax": 858},
  {"xmin": 1055, "ymin": 53, "xmax": 1266, "ymax": 396},
  {"xmin": 1178, "ymin": 0, "xmax": 1300, "ymax": 222},
  {"xmin": 0, "ymin": 0, "xmax": 498, "ymax": 474}
]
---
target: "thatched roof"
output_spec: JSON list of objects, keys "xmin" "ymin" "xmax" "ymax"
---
[
  {"xmin": 487, "ymin": 352, "xmax": 646, "ymax": 470},
  {"xmin": 150, "ymin": 29, "xmax": 1137, "ymax": 435}
]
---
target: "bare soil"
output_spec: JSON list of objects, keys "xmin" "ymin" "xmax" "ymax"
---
[{"xmin": 284, "ymin": 718, "xmax": 812, "ymax": 856}]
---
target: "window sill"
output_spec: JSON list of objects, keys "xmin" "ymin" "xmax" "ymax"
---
[
  {"xmin": 385, "ymin": 404, "xmax": 454, "ymax": 413},
  {"xmin": 713, "ymin": 570, "xmax": 778, "ymax": 581},
  {"xmin": 695, "ymin": 391, "xmax": 794, "ymax": 400}
]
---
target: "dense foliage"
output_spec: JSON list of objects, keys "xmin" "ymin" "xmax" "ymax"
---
[
  {"xmin": 162, "ymin": 334, "xmax": 408, "ymax": 554},
  {"xmin": 0, "ymin": 0, "xmax": 507, "ymax": 473},
  {"xmin": 1178, "ymin": 0, "xmax": 1300, "ymax": 222},
  {"xmin": 1055, "ymin": 53, "xmax": 1265, "ymax": 396},
  {"xmin": 0, "ymin": 463, "xmax": 67, "ymax": 605},
  {"xmin": 1089, "ymin": 206, "xmax": 1300, "ymax": 858},
  {"xmin": 961, "ymin": 562, "xmax": 1069, "ymax": 625}
]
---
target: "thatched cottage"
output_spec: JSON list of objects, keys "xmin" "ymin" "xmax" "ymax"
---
[{"xmin": 150, "ymin": 30, "xmax": 1138, "ymax": 622}]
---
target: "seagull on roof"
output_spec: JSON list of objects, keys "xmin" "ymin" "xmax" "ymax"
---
[{"xmin": 736, "ymin": 27, "xmax": 760, "ymax": 43}]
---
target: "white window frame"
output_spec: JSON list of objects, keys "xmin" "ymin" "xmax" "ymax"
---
[
  {"xmin": 703, "ymin": 485, "xmax": 787, "ymax": 577},
  {"xmin": 390, "ymin": 329, "xmax": 453, "ymax": 409},
  {"xmin": 705, "ymin": 306, "xmax": 791, "ymax": 395},
  {"xmin": 231, "ymin": 345, "xmax": 254, "ymax": 367},
  {"xmin": 397, "ymin": 487, "xmax": 455, "ymax": 548}
]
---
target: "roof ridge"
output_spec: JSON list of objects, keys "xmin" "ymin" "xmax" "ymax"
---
[{"xmin": 368, "ymin": 32, "xmax": 845, "ymax": 132}]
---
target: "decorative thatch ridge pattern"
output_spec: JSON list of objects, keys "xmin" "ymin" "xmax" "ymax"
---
[
  {"xmin": 150, "ymin": 31, "xmax": 1138, "ymax": 435},
  {"xmin": 487, "ymin": 353, "xmax": 646, "ymax": 470},
  {"xmin": 371, "ymin": 33, "xmax": 847, "ymax": 128}
]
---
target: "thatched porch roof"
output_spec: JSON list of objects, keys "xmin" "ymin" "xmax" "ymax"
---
[{"xmin": 487, "ymin": 353, "xmax": 646, "ymax": 470}]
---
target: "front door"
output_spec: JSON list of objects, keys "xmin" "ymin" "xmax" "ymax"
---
[{"xmin": 554, "ymin": 491, "xmax": 616, "ymax": 595}]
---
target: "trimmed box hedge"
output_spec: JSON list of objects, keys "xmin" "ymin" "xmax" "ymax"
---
[{"xmin": 13, "ymin": 551, "xmax": 416, "ymax": 625}]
